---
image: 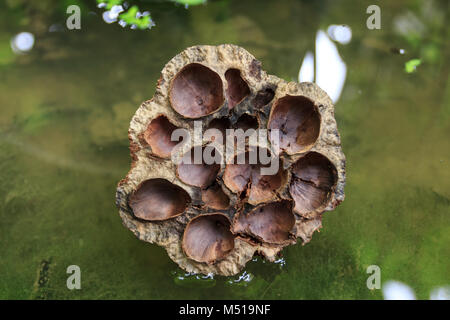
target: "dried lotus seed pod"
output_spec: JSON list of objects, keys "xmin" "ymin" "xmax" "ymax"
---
[{"xmin": 116, "ymin": 44, "xmax": 346, "ymax": 276}]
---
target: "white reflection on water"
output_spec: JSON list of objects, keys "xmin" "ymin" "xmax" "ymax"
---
[
  {"xmin": 327, "ymin": 24, "xmax": 352, "ymax": 44},
  {"xmin": 176, "ymin": 271, "xmax": 214, "ymax": 281},
  {"xmin": 298, "ymin": 30, "xmax": 348, "ymax": 103},
  {"xmin": 227, "ymin": 271, "xmax": 253, "ymax": 284},
  {"xmin": 430, "ymin": 286, "xmax": 450, "ymax": 300},
  {"xmin": 394, "ymin": 11, "xmax": 425, "ymax": 37},
  {"xmin": 102, "ymin": 5, "xmax": 124, "ymax": 24},
  {"xmin": 383, "ymin": 281, "xmax": 416, "ymax": 300},
  {"xmin": 315, "ymin": 30, "xmax": 347, "ymax": 103},
  {"xmin": 10, "ymin": 32, "xmax": 35, "ymax": 54},
  {"xmin": 383, "ymin": 281, "xmax": 450, "ymax": 300},
  {"xmin": 49, "ymin": 24, "xmax": 64, "ymax": 33},
  {"xmin": 298, "ymin": 51, "xmax": 314, "ymax": 83}
]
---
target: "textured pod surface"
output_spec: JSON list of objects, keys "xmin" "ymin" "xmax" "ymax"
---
[{"xmin": 116, "ymin": 44, "xmax": 346, "ymax": 276}]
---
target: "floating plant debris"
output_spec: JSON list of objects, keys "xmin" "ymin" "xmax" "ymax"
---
[
  {"xmin": 116, "ymin": 45, "xmax": 346, "ymax": 276},
  {"xmin": 173, "ymin": 0, "xmax": 207, "ymax": 7},
  {"xmin": 405, "ymin": 58, "xmax": 422, "ymax": 73},
  {"xmin": 97, "ymin": 0, "xmax": 155, "ymax": 29}
]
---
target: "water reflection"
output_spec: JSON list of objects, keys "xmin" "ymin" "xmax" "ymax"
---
[
  {"xmin": 327, "ymin": 24, "xmax": 352, "ymax": 44},
  {"xmin": 227, "ymin": 271, "xmax": 254, "ymax": 285},
  {"xmin": 48, "ymin": 24, "xmax": 64, "ymax": 33},
  {"xmin": 10, "ymin": 32, "xmax": 35, "ymax": 54},
  {"xmin": 382, "ymin": 280, "xmax": 416, "ymax": 300},
  {"xmin": 273, "ymin": 258, "xmax": 286, "ymax": 268},
  {"xmin": 298, "ymin": 51, "xmax": 314, "ymax": 83},
  {"xmin": 430, "ymin": 287, "xmax": 450, "ymax": 300},
  {"xmin": 315, "ymin": 30, "xmax": 347, "ymax": 103},
  {"xmin": 102, "ymin": 5, "xmax": 124, "ymax": 24},
  {"xmin": 172, "ymin": 270, "xmax": 217, "ymax": 288},
  {"xmin": 298, "ymin": 30, "xmax": 347, "ymax": 103},
  {"xmin": 383, "ymin": 281, "xmax": 450, "ymax": 300},
  {"xmin": 394, "ymin": 11, "xmax": 425, "ymax": 37}
]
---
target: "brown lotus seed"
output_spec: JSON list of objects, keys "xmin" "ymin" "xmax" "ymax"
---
[
  {"xmin": 170, "ymin": 63, "xmax": 224, "ymax": 118},
  {"xmin": 233, "ymin": 200, "xmax": 295, "ymax": 245},
  {"xmin": 177, "ymin": 146, "xmax": 221, "ymax": 188},
  {"xmin": 225, "ymin": 68, "xmax": 250, "ymax": 109},
  {"xmin": 143, "ymin": 115, "xmax": 180, "ymax": 158},
  {"xmin": 128, "ymin": 179, "xmax": 191, "ymax": 221},
  {"xmin": 290, "ymin": 152, "xmax": 338, "ymax": 214},
  {"xmin": 268, "ymin": 95, "xmax": 321, "ymax": 154},
  {"xmin": 223, "ymin": 149, "xmax": 287, "ymax": 205},
  {"xmin": 201, "ymin": 182, "xmax": 230, "ymax": 210},
  {"xmin": 182, "ymin": 213, "xmax": 235, "ymax": 264}
]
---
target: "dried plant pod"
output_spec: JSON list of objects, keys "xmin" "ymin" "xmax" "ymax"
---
[{"xmin": 116, "ymin": 44, "xmax": 346, "ymax": 276}]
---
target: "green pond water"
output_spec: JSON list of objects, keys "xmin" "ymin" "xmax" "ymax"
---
[{"xmin": 0, "ymin": 0, "xmax": 449, "ymax": 299}]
